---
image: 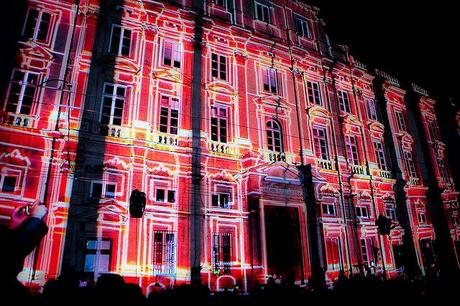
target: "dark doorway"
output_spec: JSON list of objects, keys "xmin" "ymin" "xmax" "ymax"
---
[
  {"xmin": 392, "ymin": 244, "xmax": 405, "ymax": 271},
  {"xmin": 264, "ymin": 205, "xmax": 302, "ymax": 283},
  {"xmin": 419, "ymin": 239, "xmax": 436, "ymax": 276}
]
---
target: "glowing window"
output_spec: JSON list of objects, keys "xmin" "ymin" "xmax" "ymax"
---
[
  {"xmin": 153, "ymin": 231, "xmax": 176, "ymax": 275},
  {"xmin": 1, "ymin": 176, "xmax": 17, "ymax": 193},
  {"xmin": 373, "ymin": 140, "xmax": 387, "ymax": 170},
  {"xmin": 212, "ymin": 232, "xmax": 232, "ymax": 274},
  {"xmin": 262, "ymin": 67, "xmax": 278, "ymax": 94},
  {"xmin": 84, "ymin": 239, "xmax": 112, "ymax": 273},
  {"xmin": 345, "ymin": 135, "xmax": 359, "ymax": 165},
  {"xmin": 211, "ymin": 53, "xmax": 227, "ymax": 81},
  {"xmin": 6, "ymin": 70, "xmax": 39, "ymax": 115},
  {"xmin": 159, "ymin": 96, "xmax": 179, "ymax": 135},
  {"xmin": 163, "ymin": 41, "xmax": 181, "ymax": 68},
  {"xmin": 101, "ymin": 83, "xmax": 126, "ymax": 126}
]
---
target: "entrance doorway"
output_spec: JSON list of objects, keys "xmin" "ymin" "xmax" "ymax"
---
[{"xmin": 264, "ymin": 205, "xmax": 303, "ymax": 283}]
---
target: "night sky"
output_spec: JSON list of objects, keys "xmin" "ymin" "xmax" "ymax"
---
[{"xmin": 310, "ymin": 0, "xmax": 459, "ymax": 103}]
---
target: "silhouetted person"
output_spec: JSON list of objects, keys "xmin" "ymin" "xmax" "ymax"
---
[{"xmin": 0, "ymin": 200, "xmax": 48, "ymax": 305}]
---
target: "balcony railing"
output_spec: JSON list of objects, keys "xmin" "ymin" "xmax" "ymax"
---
[
  {"xmin": 379, "ymin": 169, "xmax": 392, "ymax": 179},
  {"xmin": 0, "ymin": 113, "xmax": 33, "ymax": 128},
  {"xmin": 150, "ymin": 131, "xmax": 179, "ymax": 148},
  {"xmin": 263, "ymin": 150, "xmax": 286, "ymax": 163},
  {"xmin": 99, "ymin": 124, "xmax": 131, "ymax": 140},
  {"xmin": 351, "ymin": 164, "xmax": 369, "ymax": 176},
  {"xmin": 208, "ymin": 140, "xmax": 237, "ymax": 156},
  {"xmin": 316, "ymin": 158, "xmax": 335, "ymax": 171},
  {"xmin": 408, "ymin": 177, "xmax": 420, "ymax": 185}
]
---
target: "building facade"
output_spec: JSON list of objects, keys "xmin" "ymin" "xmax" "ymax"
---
[{"xmin": 0, "ymin": 0, "xmax": 459, "ymax": 293}]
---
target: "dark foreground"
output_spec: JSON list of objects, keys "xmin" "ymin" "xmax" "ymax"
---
[{"xmin": 1, "ymin": 272, "xmax": 459, "ymax": 306}]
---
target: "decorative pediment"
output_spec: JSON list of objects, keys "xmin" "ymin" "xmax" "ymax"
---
[
  {"xmin": 307, "ymin": 105, "xmax": 331, "ymax": 122},
  {"xmin": 255, "ymin": 95, "xmax": 287, "ymax": 108},
  {"xmin": 400, "ymin": 132, "xmax": 414, "ymax": 147},
  {"xmin": 342, "ymin": 113, "xmax": 363, "ymax": 127},
  {"xmin": 368, "ymin": 121, "xmax": 385, "ymax": 134},
  {"xmin": 0, "ymin": 149, "xmax": 31, "ymax": 167},
  {"xmin": 147, "ymin": 163, "xmax": 175, "ymax": 177},
  {"xmin": 382, "ymin": 193, "xmax": 395, "ymax": 203},
  {"xmin": 153, "ymin": 68, "xmax": 182, "ymax": 82},
  {"xmin": 320, "ymin": 183, "xmax": 340, "ymax": 196},
  {"xmin": 358, "ymin": 190, "xmax": 372, "ymax": 200},
  {"xmin": 19, "ymin": 43, "xmax": 54, "ymax": 71},
  {"xmin": 209, "ymin": 169, "xmax": 235, "ymax": 182},
  {"xmin": 104, "ymin": 156, "xmax": 130, "ymax": 171},
  {"xmin": 206, "ymin": 80, "xmax": 238, "ymax": 95}
]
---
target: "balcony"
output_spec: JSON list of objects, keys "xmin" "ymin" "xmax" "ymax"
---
[
  {"xmin": 351, "ymin": 164, "xmax": 369, "ymax": 176},
  {"xmin": 150, "ymin": 131, "xmax": 179, "ymax": 149},
  {"xmin": 208, "ymin": 140, "xmax": 237, "ymax": 156},
  {"xmin": 100, "ymin": 124, "xmax": 130, "ymax": 139},
  {"xmin": 0, "ymin": 113, "xmax": 33, "ymax": 128},
  {"xmin": 316, "ymin": 158, "xmax": 335, "ymax": 171},
  {"xmin": 379, "ymin": 169, "xmax": 392, "ymax": 179},
  {"xmin": 263, "ymin": 150, "xmax": 286, "ymax": 163}
]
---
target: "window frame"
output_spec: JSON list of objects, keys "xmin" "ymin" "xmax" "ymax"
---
[
  {"xmin": 5, "ymin": 70, "xmax": 40, "ymax": 115},
  {"xmin": 212, "ymin": 232, "xmax": 232, "ymax": 274},
  {"xmin": 153, "ymin": 231, "xmax": 176, "ymax": 276},
  {"xmin": 294, "ymin": 14, "xmax": 311, "ymax": 38},
  {"xmin": 262, "ymin": 67, "xmax": 279, "ymax": 94},
  {"xmin": 22, "ymin": 8, "xmax": 53, "ymax": 42},
  {"xmin": 83, "ymin": 238, "xmax": 112, "ymax": 274},
  {"xmin": 313, "ymin": 126, "xmax": 330, "ymax": 160},
  {"xmin": 211, "ymin": 105, "xmax": 228, "ymax": 143},
  {"xmin": 266, "ymin": 120, "xmax": 283, "ymax": 153},
  {"xmin": 211, "ymin": 53, "xmax": 228, "ymax": 81},
  {"xmin": 255, "ymin": 2, "xmax": 271, "ymax": 23},
  {"xmin": 109, "ymin": 24, "xmax": 132, "ymax": 57},
  {"xmin": 100, "ymin": 83, "xmax": 127, "ymax": 126},
  {"xmin": 162, "ymin": 40, "xmax": 182, "ymax": 69},
  {"xmin": 395, "ymin": 111, "xmax": 407, "ymax": 132},
  {"xmin": 345, "ymin": 135, "xmax": 360, "ymax": 165},
  {"xmin": 338, "ymin": 90, "xmax": 351, "ymax": 113},
  {"xmin": 374, "ymin": 140, "xmax": 388, "ymax": 170},
  {"xmin": 307, "ymin": 81, "xmax": 322, "ymax": 106}
]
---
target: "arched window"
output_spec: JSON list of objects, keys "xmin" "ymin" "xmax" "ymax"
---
[{"xmin": 266, "ymin": 120, "xmax": 283, "ymax": 152}]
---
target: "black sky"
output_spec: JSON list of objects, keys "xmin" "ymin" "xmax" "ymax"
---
[{"xmin": 310, "ymin": 1, "xmax": 459, "ymax": 102}]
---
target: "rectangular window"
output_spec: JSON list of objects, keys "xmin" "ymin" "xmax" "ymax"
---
[
  {"xmin": 167, "ymin": 190, "xmax": 176, "ymax": 203},
  {"xmin": 212, "ymin": 232, "xmax": 232, "ymax": 274},
  {"xmin": 386, "ymin": 205, "xmax": 397, "ymax": 220},
  {"xmin": 211, "ymin": 193, "xmax": 230, "ymax": 208},
  {"xmin": 338, "ymin": 90, "xmax": 351, "ymax": 113},
  {"xmin": 326, "ymin": 237, "xmax": 341, "ymax": 270},
  {"xmin": 294, "ymin": 15, "xmax": 311, "ymax": 38},
  {"xmin": 313, "ymin": 127, "xmax": 329, "ymax": 160},
  {"xmin": 438, "ymin": 158, "xmax": 449, "ymax": 180},
  {"xmin": 211, "ymin": 106, "xmax": 228, "ymax": 143},
  {"xmin": 417, "ymin": 211, "xmax": 427, "ymax": 224},
  {"xmin": 262, "ymin": 67, "xmax": 278, "ymax": 94},
  {"xmin": 404, "ymin": 151, "xmax": 417, "ymax": 178},
  {"xmin": 156, "ymin": 189, "xmax": 165, "ymax": 202},
  {"xmin": 211, "ymin": 53, "xmax": 227, "ymax": 81},
  {"xmin": 345, "ymin": 135, "xmax": 359, "ymax": 165},
  {"xmin": 84, "ymin": 239, "xmax": 112, "ymax": 273},
  {"xmin": 215, "ymin": 0, "xmax": 227, "ymax": 7},
  {"xmin": 255, "ymin": 2, "xmax": 270, "ymax": 23},
  {"xmin": 153, "ymin": 231, "xmax": 176, "ymax": 275},
  {"xmin": 356, "ymin": 205, "xmax": 370, "ymax": 219},
  {"xmin": 360, "ymin": 238, "xmax": 376, "ymax": 265},
  {"xmin": 101, "ymin": 84, "xmax": 126, "ymax": 126},
  {"xmin": 307, "ymin": 81, "xmax": 322, "ymax": 105},
  {"xmin": 1, "ymin": 176, "xmax": 17, "ymax": 192},
  {"xmin": 23, "ymin": 9, "xmax": 51, "ymax": 41},
  {"xmin": 374, "ymin": 141, "xmax": 387, "ymax": 170},
  {"xmin": 105, "ymin": 183, "xmax": 116, "ymax": 198},
  {"xmin": 159, "ymin": 96, "xmax": 179, "ymax": 134},
  {"xmin": 367, "ymin": 99, "xmax": 378, "ymax": 121},
  {"xmin": 395, "ymin": 111, "xmax": 407, "ymax": 131},
  {"xmin": 428, "ymin": 121, "xmax": 440, "ymax": 141},
  {"xmin": 322, "ymin": 203, "xmax": 336, "ymax": 216},
  {"xmin": 6, "ymin": 70, "xmax": 39, "ymax": 115},
  {"xmin": 109, "ymin": 25, "xmax": 131, "ymax": 56},
  {"xmin": 163, "ymin": 41, "xmax": 181, "ymax": 68}
]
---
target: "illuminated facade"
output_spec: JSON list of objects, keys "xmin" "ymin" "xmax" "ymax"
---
[{"xmin": 0, "ymin": 0, "xmax": 459, "ymax": 293}]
